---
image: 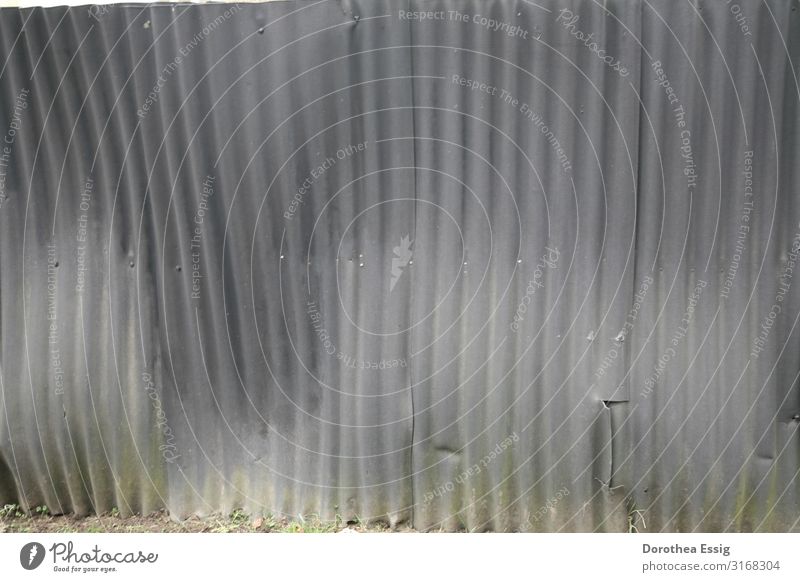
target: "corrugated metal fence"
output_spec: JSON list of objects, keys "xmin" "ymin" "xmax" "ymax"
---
[{"xmin": 0, "ymin": 0, "xmax": 799, "ymax": 531}]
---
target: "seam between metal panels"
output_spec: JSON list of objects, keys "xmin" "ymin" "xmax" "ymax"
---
[{"xmin": 406, "ymin": 0, "xmax": 418, "ymax": 525}]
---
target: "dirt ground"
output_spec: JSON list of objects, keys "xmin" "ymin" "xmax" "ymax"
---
[{"xmin": 0, "ymin": 506, "xmax": 394, "ymax": 533}]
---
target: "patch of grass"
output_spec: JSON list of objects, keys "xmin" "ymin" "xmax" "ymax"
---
[
  {"xmin": 280, "ymin": 515, "xmax": 340, "ymax": 533},
  {"xmin": 229, "ymin": 508, "xmax": 248, "ymax": 525},
  {"xmin": 0, "ymin": 506, "xmax": 395, "ymax": 533},
  {"xmin": 0, "ymin": 503, "xmax": 24, "ymax": 518}
]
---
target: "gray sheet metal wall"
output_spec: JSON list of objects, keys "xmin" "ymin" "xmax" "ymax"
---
[{"xmin": 0, "ymin": 0, "xmax": 798, "ymax": 532}]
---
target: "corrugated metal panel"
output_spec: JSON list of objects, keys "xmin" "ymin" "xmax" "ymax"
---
[{"xmin": 0, "ymin": 0, "xmax": 798, "ymax": 532}]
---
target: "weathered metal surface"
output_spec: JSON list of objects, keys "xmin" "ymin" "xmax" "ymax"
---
[{"xmin": 0, "ymin": 0, "xmax": 798, "ymax": 531}]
